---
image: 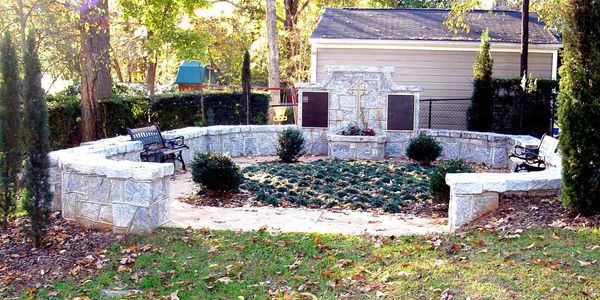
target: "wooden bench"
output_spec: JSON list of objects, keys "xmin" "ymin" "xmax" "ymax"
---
[
  {"xmin": 127, "ymin": 125, "xmax": 189, "ymax": 170},
  {"xmin": 509, "ymin": 134, "xmax": 559, "ymax": 172}
]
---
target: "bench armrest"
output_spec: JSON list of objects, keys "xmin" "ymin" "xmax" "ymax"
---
[
  {"xmin": 142, "ymin": 141, "xmax": 160, "ymax": 151},
  {"xmin": 164, "ymin": 136, "xmax": 186, "ymax": 148},
  {"xmin": 512, "ymin": 144, "xmax": 539, "ymax": 157}
]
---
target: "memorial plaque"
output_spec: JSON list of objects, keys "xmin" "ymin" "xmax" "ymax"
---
[
  {"xmin": 387, "ymin": 95, "xmax": 415, "ymax": 130},
  {"xmin": 301, "ymin": 92, "xmax": 328, "ymax": 128}
]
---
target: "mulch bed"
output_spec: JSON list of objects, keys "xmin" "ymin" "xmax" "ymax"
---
[
  {"xmin": 463, "ymin": 194, "xmax": 600, "ymax": 233},
  {"xmin": 0, "ymin": 212, "xmax": 119, "ymax": 297}
]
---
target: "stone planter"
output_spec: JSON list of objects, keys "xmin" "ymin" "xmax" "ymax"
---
[{"xmin": 328, "ymin": 134, "xmax": 386, "ymax": 159}]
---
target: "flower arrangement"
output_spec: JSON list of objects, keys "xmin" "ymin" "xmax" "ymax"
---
[{"xmin": 339, "ymin": 123, "xmax": 376, "ymax": 136}]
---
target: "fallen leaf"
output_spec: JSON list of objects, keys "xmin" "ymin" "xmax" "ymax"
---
[
  {"xmin": 170, "ymin": 290, "xmax": 180, "ymax": 300},
  {"xmin": 578, "ymin": 260, "xmax": 592, "ymax": 267}
]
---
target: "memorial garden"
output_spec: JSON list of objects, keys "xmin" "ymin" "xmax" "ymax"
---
[{"xmin": 1, "ymin": 0, "xmax": 599, "ymax": 299}]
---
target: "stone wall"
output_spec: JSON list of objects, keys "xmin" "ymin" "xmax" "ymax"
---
[
  {"xmin": 297, "ymin": 66, "xmax": 422, "ymax": 134},
  {"xmin": 385, "ymin": 129, "xmax": 541, "ymax": 167},
  {"xmin": 50, "ymin": 125, "xmax": 306, "ymax": 233},
  {"xmin": 328, "ymin": 135, "xmax": 386, "ymax": 159},
  {"xmin": 50, "ymin": 136, "xmax": 173, "ymax": 234},
  {"xmin": 50, "ymin": 125, "xmax": 561, "ymax": 234}
]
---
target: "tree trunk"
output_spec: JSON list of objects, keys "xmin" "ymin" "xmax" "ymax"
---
[
  {"xmin": 79, "ymin": 0, "xmax": 112, "ymax": 142},
  {"xmin": 519, "ymin": 0, "xmax": 529, "ymax": 133},
  {"xmin": 111, "ymin": 46, "xmax": 124, "ymax": 82},
  {"xmin": 266, "ymin": 0, "xmax": 281, "ymax": 122},
  {"xmin": 15, "ymin": 0, "xmax": 27, "ymax": 56},
  {"xmin": 146, "ymin": 31, "xmax": 157, "ymax": 96},
  {"xmin": 284, "ymin": 0, "xmax": 299, "ymax": 83}
]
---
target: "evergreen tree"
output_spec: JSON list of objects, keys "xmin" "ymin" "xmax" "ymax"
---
[
  {"xmin": 0, "ymin": 31, "xmax": 22, "ymax": 225},
  {"xmin": 22, "ymin": 31, "xmax": 52, "ymax": 246},
  {"xmin": 241, "ymin": 50, "xmax": 251, "ymax": 125},
  {"xmin": 558, "ymin": 0, "xmax": 600, "ymax": 214},
  {"xmin": 467, "ymin": 29, "xmax": 494, "ymax": 131}
]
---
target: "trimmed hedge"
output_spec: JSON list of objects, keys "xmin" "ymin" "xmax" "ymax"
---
[
  {"xmin": 48, "ymin": 91, "xmax": 270, "ymax": 149},
  {"xmin": 490, "ymin": 78, "xmax": 558, "ymax": 137}
]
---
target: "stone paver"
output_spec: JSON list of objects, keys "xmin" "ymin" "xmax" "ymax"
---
[{"xmin": 166, "ymin": 170, "xmax": 447, "ymax": 236}]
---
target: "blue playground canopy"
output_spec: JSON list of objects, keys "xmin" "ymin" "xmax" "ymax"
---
[{"xmin": 175, "ymin": 61, "xmax": 206, "ymax": 85}]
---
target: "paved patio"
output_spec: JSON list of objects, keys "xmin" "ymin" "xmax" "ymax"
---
[{"xmin": 165, "ymin": 163, "xmax": 447, "ymax": 236}]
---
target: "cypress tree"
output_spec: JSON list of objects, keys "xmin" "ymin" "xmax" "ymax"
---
[
  {"xmin": 558, "ymin": 0, "xmax": 600, "ymax": 214},
  {"xmin": 22, "ymin": 31, "xmax": 52, "ymax": 246},
  {"xmin": 241, "ymin": 50, "xmax": 251, "ymax": 125},
  {"xmin": 0, "ymin": 31, "xmax": 22, "ymax": 225},
  {"xmin": 467, "ymin": 29, "xmax": 494, "ymax": 132}
]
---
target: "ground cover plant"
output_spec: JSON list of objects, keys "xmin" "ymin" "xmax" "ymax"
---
[
  {"xmin": 28, "ymin": 226, "xmax": 600, "ymax": 299},
  {"xmin": 240, "ymin": 159, "xmax": 432, "ymax": 213}
]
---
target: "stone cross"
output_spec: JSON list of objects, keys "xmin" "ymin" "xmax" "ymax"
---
[{"xmin": 348, "ymin": 78, "xmax": 368, "ymax": 127}]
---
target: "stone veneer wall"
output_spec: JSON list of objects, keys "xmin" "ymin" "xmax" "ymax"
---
[
  {"xmin": 387, "ymin": 129, "xmax": 540, "ymax": 167},
  {"xmin": 50, "ymin": 124, "xmax": 559, "ymax": 234},
  {"xmin": 50, "ymin": 125, "xmax": 312, "ymax": 233},
  {"xmin": 50, "ymin": 136, "xmax": 173, "ymax": 234}
]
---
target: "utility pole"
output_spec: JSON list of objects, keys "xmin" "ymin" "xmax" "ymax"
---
[{"xmin": 519, "ymin": 0, "xmax": 530, "ymax": 133}]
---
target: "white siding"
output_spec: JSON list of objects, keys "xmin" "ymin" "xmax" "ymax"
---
[
  {"xmin": 315, "ymin": 48, "xmax": 553, "ymax": 99},
  {"xmin": 315, "ymin": 47, "xmax": 554, "ymax": 130}
]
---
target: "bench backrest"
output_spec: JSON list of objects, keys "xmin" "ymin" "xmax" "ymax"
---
[
  {"xmin": 539, "ymin": 134, "xmax": 559, "ymax": 157},
  {"xmin": 127, "ymin": 125, "xmax": 165, "ymax": 148}
]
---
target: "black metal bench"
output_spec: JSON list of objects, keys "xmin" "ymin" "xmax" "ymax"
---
[
  {"xmin": 509, "ymin": 134, "xmax": 559, "ymax": 172},
  {"xmin": 127, "ymin": 124, "xmax": 189, "ymax": 170}
]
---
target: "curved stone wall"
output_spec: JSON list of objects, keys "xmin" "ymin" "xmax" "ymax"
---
[
  {"xmin": 50, "ymin": 125, "xmax": 562, "ymax": 234},
  {"xmin": 49, "ymin": 125, "xmax": 299, "ymax": 233}
]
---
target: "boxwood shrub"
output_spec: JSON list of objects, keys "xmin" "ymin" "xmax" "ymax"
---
[
  {"xmin": 276, "ymin": 128, "xmax": 305, "ymax": 162},
  {"xmin": 405, "ymin": 134, "xmax": 443, "ymax": 166},
  {"xmin": 429, "ymin": 159, "xmax": 473, "ymax": 202},
  {"xmin": 191, "ymin": 153, "xmax": 242, "ymax": 195}
]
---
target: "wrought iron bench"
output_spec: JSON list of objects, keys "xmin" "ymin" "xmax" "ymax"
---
[
  {"xmin": 127, "ymin": 124, "xmax": 189, "ymax": 170},
  {"xmin": 509, "ymin": 134, "xmax": 559, "ymax": 172}
]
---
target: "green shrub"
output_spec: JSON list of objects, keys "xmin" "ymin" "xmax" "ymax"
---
[
  {"xmin": 23, "ymin": 32, "xmax": 52, "ymax": 247},
  {"xmin": 429, "ymin": 159, "xmax": 473, "ymax": 202},
  {"xmin": 491, "ymin": 78, "xmax": 558, "ymax": 137},
  {"xmin": 276, "ymin": 128, "xmax": 305, "ymax": 163},
  {"xmin": 467, "ymin": 29, "xmax": 494, "ymax": 132},
  {"xmin": 47, "ymin": 91, "xmax": 271, "ymax": 150},
  {"xmin": 191, "ymin": 153, "xmax": 242, "ymax": 195},
  {"xmin": 558, "ymin": 0, "xmax": 600, "ymax": 215},
  {"xmin": 405, "ymin": 134, "xmax": 443, "ymax": 166},
  {"xmin": 0, "ymin": 31, "xmax": 23, "ymax": 224}
]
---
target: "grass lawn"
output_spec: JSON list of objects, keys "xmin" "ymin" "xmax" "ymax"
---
[
  {"xmin": 241, "ymin": 159, "xmax": 432, "ymax": 212},
  {"xmin": 36, "ymin": 227, "xmax": 600, "ymax": 299}
]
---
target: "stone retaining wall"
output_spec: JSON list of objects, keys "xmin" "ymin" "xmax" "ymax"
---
[
  {"xmin": 50, "ymin": 125, "xmax": 561, "ymax": 234},
  {"xmin": 50, "ymin": 125, "xmax": 303, "ymax": 233},
  {"xmin": 327, "ymin": 135, "xmax": 386, "ymax": 159},
  {"xmin": 444, "ymin": 135, "xmax": 562, "ymax": 232}
]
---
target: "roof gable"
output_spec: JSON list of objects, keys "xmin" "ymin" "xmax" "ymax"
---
[{"xmin": 311, "ymin": 8, "xmax": 561, "ymax": 44}]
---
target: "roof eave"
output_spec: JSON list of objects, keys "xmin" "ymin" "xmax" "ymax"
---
[{"xmin": 309, "ymin": 38, "xmax": 563, "ymax": 51}]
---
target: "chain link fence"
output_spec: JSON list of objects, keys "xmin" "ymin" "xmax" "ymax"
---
[{"xmin": 419, "ymin": 98, "xmax": 471, "ymax": 130}]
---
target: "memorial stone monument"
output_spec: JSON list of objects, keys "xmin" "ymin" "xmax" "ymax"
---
[{"xmin": 296, "ymin": 66, "xmax": 422, "ymax": 159}]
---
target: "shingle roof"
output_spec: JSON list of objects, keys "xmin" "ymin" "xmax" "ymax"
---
[{"xmin": 311, "ymin": 8, "xmax": 561, "ymax": 44}]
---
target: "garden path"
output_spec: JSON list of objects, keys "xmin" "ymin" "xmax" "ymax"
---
[{"xmin": 165, "ymin": 160, "xmax": 447, "ymax": 236}]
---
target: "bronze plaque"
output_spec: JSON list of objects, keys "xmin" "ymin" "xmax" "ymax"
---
[
  {"xmin": 387, "ymin": 95, "xmax": 415, "ymax": 130},
  {"xmin": 301, "ymin": 92, "xmax": 328, "ymax": 128}
]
